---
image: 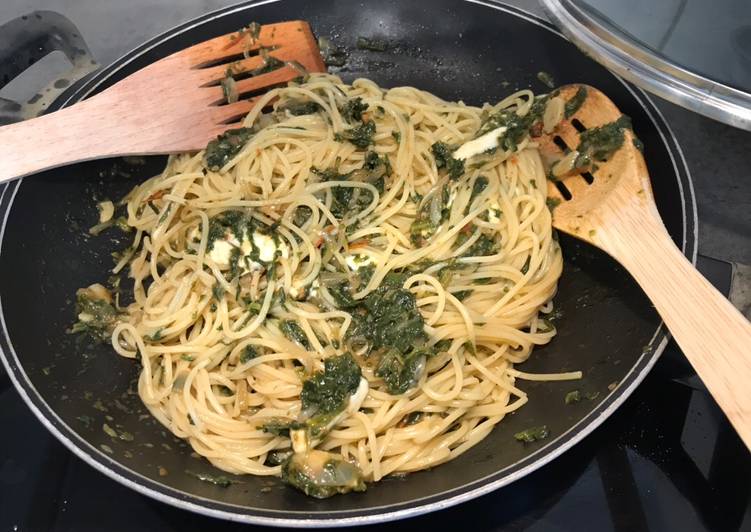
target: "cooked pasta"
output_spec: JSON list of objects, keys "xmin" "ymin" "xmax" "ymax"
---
[{"xmin": 75, "ymin": 73, "xmax": 577, "ymax": 497}]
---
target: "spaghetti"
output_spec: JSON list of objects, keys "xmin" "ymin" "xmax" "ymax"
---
[{"xmin": 76, "ymin": 74, "xmax": 577, "ymax": 497}]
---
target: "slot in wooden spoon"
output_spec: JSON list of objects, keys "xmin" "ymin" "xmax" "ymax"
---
[{"xmin": 540, "ymin": 84, "xmax": 751, "ymax": 449}]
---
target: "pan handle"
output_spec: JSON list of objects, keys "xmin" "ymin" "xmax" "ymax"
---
[{"xmin": 0, "ymin": 11, "xmax": 98, "ymax": 124}]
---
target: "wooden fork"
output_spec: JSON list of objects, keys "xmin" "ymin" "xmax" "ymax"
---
[
  {"xmin": 539, "ymin": 85, "xmax": 751, "ymax": 450},
  {"xmin": 0, "ymin": 21, "xmax": 325, "ymax": 182}
]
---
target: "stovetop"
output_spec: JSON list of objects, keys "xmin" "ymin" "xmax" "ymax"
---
[{"xmin": 1, "ymin": 1, "xmax": 750, "ymax": 531}]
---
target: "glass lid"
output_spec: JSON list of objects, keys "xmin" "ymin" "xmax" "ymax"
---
[{"xmin": 540, "ymin": 0, "xmax": 751, "ymax": 130}]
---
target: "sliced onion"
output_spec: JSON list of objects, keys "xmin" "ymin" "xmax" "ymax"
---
[
  {"xmin": 97, "ymin": 200, "xmax": 114, "ymax": 223},
  {"xmin": 285, "ymin": 60, "xmax": 308, "ymax": 77},
  {"xmin": 428, "ymin": 188, "xmax": 443, "ymax": 226},
  {"xmin": 349, "ymin": 160, "xmax": 388, "ymax": 183},
  {"xmin": 318, "ymin": 271, "xmax": 348, "ymax": 286},
  {"xmin": 543, "ymin": 96, "xmax": 565, "ymax": 134},
  {"xmin": 551, "ymin": 150, "xmax": 581, "ymax": 178},
  {"xmin": 221, "ymin": 76, "xmax": 238, "ymax": 104}
]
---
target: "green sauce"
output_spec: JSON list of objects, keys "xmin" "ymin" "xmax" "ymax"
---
[
  {"xmin": 574, "ymin": 115, "xmax": 632, "ymax": 169},
  {"xmin": 564, "ymin": 86, "xmax": 587, "ymax": 118}
]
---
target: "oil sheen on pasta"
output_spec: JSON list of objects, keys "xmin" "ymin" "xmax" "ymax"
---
[{"xmin": 77, "ymin": 74, "xmax": 577, "ymax": 498}]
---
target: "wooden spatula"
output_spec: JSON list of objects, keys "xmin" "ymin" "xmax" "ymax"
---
[
  {"xmin": 0, "ymin": 21, "xmax": 325, "ymax": 182},
  {"xmin": 539, "ymin": 84, "xmax": 751, "ymax": 450}
]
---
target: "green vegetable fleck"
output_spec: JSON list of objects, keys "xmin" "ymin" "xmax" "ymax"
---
[
  {"xmin": 356, "ymin": 36, "xmax": 389, "ymax": 52},
  {"xmin": 536, "ymin": 71, "xmax": 555, "ymax": 89},
  {"xmin": 280, "ymin": 320, "xmax": 311, "ymax": 350},
  {"xmin": 240, "ymin": 345, "xmax": 258, "ymax": 363},
  {"xmin": 281, "ymin": 450, "xmax": 366, "ymax": 498},
  {"xmin": 340, "ymin": 97, "xmax": 369, "ymax": 123},
  {"xmin": 204, "ymin": 128, "xmax": 254, "ymax": 171},
  {"xmin": 431, "ymin": 142, "xmax": 464, "ymax": 180},
  {"xmin": 564, "ymin": 86, "xmax": 587, "ymax": 118},
  {"xmin": 574, "ymin": 115, "xmax": 632, "ymax": 169},
  {"xmin": 336, "ymin": 120, "xmax": 376, "ymax": 149},
  {"xmin": 69, "ymin": 285, "xmax": 119, "ymax": 343},
  {"xmin": 280, "ymin": 99, "xmax": 322, "ymax": 116},
  {"xmin": 565, "ymin": 390, "xmax": 581, "ymax": 404},
  {"xmin": 186, "ymin": 470, "xmax": 236, "ymax": 487},
  {"xmin": 514, "ymin": 425, "xmax": 550, "ymax": 443},
  {"xmin": 301, "ymin": 352, "xmax": 362, "ymax": 416}
]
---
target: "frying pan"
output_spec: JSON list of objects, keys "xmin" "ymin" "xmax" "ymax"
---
[{"xmin": 0, "ymin": 0, "xmax": 695, "ymax": 526}]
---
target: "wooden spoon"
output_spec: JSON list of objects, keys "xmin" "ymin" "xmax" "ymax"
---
[
  {"xmin": 539, "ymin": 84, "xmax": 751, "ymax": 450},
  {"xmin": 0, "ymin": 21, "xmax": 325, "ymax": 182}
]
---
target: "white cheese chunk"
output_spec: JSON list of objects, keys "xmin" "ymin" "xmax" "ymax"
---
[
  {"xmin": 453, "ymin": 126, "xmax": 507, "ymax": 161},
  {"xmin": 208, "ymin": 239, "xmax": 235, "ymax": 267},
  {"xmin": 487, "ymin": 201, "xmax": 502, "ymax": 224},
  {"xmin": 252, "ymin": 232, "xmax": 277, "ymax": 262}
]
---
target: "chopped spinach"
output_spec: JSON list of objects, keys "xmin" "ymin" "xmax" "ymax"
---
[
  {"xmin": 340, "ymin": 97, "xmax": 369, "ymax": 123},
  {"xmin": 565, "ymin": 390, "xmax": 581, "ymax": 404},
  {"xmin": 206, "ymin": 210, "xmax": 254, "ymax": 251},
  {"xmin": 69, "ymin": 286, "xmax": 119, "ymax": 343},
  {"xmin": 546, "ymin": 197, "xmax": 561, "ymax": 212},
  {"xmin": 478, "ymin": 96, "xmax": 549, "ymax": 152},
  {"xmin": 212, "ymin": 282, "xmax": 226, "ymax": 301},
  {"xmin": 514, "ymin": 425, "xmax": 549, "ymax": 443},
  {"xmin": 356, "ymin": 36, "xmax": 389, "ymax": 52},
  {"xmin": 327, "ymin": 271, "xmax": 433, "ymax": 396},
  {"xmin": 431, "ymin": 142, "xmax": 464, "ymax": 180},
  {"xmin": 265, "ymin": 449, "xmax": 293, "ymax": 466},
  {"xmin": 281, "ymin": 450, "xmax": 366, "ymax": 498},
  {"xmin": 397, "ymin": 411, "xmax": 424, "ymax": 427},
  {"xmin": 347, "ymin": 278, "xmax": 426, "ymax": 355},
  {"xmin": 361, "ymin": 151, "xmax": 391, "ymax": 187},
  {"xmin": 536, "ymin": 71, "xmax": 555, "ymax": 89},
  {"xmin": 186, "ymin": 470, "xmax": 236, "ymax": 487},
  {"xmin": 564, "ymin": 86, "xmax": 587, "ymax": 118},
  {"xmin": 453, "ymin": 290, "xmax": 473, "ymax": 301},
  {"xmin": 520, "ymin": 256, "xmax": 531, "ymax": 274},
  {"xmin": 292, "ymin": 206, "xmax": 313, "ymax": 227},
  {"xmin": 301, "ymin": 352, "xmax": 362, "ymax": 415},
  {"xmin": 260, "ymin": 418, "xmax": 294, "ymax": 437},
  {"xmin": 280, "ymin": 320, "xmax": 311, "ymax": 350},
  {"xmin": 240, "ymin": 345, "xmax": 258, "ymax": 363},
  {"xmin": 204, "ymin": 128, "xmax": 254, "ymax": 171},
  {"xmin": 454, "ymin": 230, "xmax": 497, "ymax": 257},
  {"xmin": 375, "ymin": 347, "xmax": 432, "ymax": 395},
  {"xmin": 336, "ymin": 120, "xmax": 376, "ymax": 149},
  {"xmin": 320, "ymin": 39, "xmax": 348, "ymax": 67},
  {"xmin": 469, "ymin": 176, "xmax": 489, "ymax": 205},
  {"xmin": 574, "ymin": 115, "xmax": 632, "ymax": 169},
  {"xmin": 409, "ymin": 184, "xmax": 450, "ymax": 246},
  {"xmin": 313, "ymin": 154, "xmax": 385, "ymax": 219},
  {"xmin": 280, "ymin": 99, "xmax": 322, "ymax": 116},
  {"xmin": 76, "ymin": 415, "xmax": 94, "ymax": 428}
]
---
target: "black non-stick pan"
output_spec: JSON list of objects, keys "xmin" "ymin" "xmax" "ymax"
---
[{"xmin": 0, "ymin": 0, "xmax": 695, "ymax": 526}]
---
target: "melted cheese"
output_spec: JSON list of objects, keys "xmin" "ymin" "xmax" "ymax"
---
[{"xmin": 453, "ymin": 126, "xmax": 507, "ymax": 160}]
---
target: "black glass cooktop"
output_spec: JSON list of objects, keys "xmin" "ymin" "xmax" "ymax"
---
[{"xmin": 1, "ymin": 256, "xmax": 747, "ymax": 532}]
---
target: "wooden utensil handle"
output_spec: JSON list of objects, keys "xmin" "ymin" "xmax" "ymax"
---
[
  {"xmin": 0, "ymin": 85, "xmax": 182, "ymax": 182},
  {"xmin": 0, "ymin": 95, "xmax": 112, "ymax": 181},
  {"xmin": 602, "ymin": 213, "xmax": 751, "ymax": 450}
]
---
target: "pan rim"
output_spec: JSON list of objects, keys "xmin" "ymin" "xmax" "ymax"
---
[{"xmin": 0, "ymin": 0, "xmax": 697, "ymax": 526}]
